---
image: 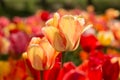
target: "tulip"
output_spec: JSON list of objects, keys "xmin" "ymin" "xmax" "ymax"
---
[
  {"xmin": 80, "ymin": 34, "xmax": 102, "ymax": 52},
  {"xmin": 102, "ymin": 57, "xmax": 119, "ymax": 80},
  {"xmin": 22, "ymin": 52, "xmax": 40, "ymax": 80},
  {"xmin": 42, "ymin": 13, "xmax": 92, "ymax": 51},
  {"xmin": 63, "ymin": 69, "xmax": 85, "ymax": 80},
  {"xmin": 57, "ymin": 62, "xmax": 76, "ymax": 80},
  {"xmin": 97, "ymin": 31, "xmax": 114, "ymax": 46},
  {"xmin": 9, "ymin": 30, "xmax": 29, "ymax": 54},
  {"xmin": 40, "ymin": 11, "xmax": 50, "ymax": 21},
  {"xmin": 27, "ymin": 37, "xmax": 59, "ymax": 70},
  {"xmin": 44, "ymin": 61, "xmax": 61, "ymax": 80},
  {"xmin": 89, "ymin": 50, "xmax": 119, "ymax": 80}
]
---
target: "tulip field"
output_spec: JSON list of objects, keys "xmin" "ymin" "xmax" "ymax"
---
[{"xmin": 0, "ymin": 5, "xmax": 120, "ymax": 80}]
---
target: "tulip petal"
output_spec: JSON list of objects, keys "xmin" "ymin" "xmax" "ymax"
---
[
  {"xmin": 29, "ymin": 37, "xmax": 41, "ymax": 45},
  {"xmin": 42, "ymin": 27, "xmax": 66, "ymax": 51},
  {"xmin": 81, "ymin": 24, "xmax": 93, "ymax": 34},
  {"xmin": 63, "ymin": 70, "xmax": 85, "ymax": 80},
  {"xmin": 53, "ymin": 13, "xmax": 60, "ymax": 27},
  {"xmin": 39, "ymin": 38, "xmax": 59, "ymax": 69},
  {"xmin": 59, "ymin": 15, "xmax": 81, "ymax": 50},
  {"xmin": 27, "ymin": 45, "xmax": 44, "ymax": 70},
  {"xmin": 46, "ymin": 19, "xmax": 53, "ymax": 26},
  {"xmin": 46, "ymin": 13, "xmax": 60, "ymax": 28}
]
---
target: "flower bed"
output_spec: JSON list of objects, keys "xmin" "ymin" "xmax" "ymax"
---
[{"xmin": 0, "ymin": 8, "xmax": 120, "ymax": 80}]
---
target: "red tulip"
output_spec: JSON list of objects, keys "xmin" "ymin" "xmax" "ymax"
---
[
  {"xmin": 80, "ymin": 34, "xmax": 102, "ymax": 52},
  {"xmin": 44, "ymin": 61, "xmax": 61, "ymax": 80},
  {"xmin": 88, "ymin": 65, "xmax": 102, "ymax": 80},
  {"xmin": 40, "ymin": 11, "xmax": 50, "ymax": 21},
  {"xmin": 63, "ymin": 69, "xmax": 85, "ymax": 80},
  {"xmin": 89, "ymin": 50, "xmax": 119, "ymax": 80},
  {"xmin": 102, "ymin": 58, "xmax": 119, "ymax": 80},
  {"xmin": 77, "ymin": 60, "xmax": 102, "ymax": 80},
  {"xmin": 57, "ymin": 62, "xmax": 76, "ymax": 80}
]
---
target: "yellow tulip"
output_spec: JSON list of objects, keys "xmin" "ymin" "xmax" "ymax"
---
[
  {"xmin": 97, "ymin": 31, "xmax": 114, "ymax": 46},
  {"xmin": 27, "ymin": 37, "xmax": 59, "ymax": 70},
  {"xmin": 42, "ymin": 13, "xmax": 92, "ymax": 51}
]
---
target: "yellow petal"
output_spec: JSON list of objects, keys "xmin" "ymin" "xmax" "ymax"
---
[
  {"xmin": 53, "ymin": 13, "xmax": 60, "ymax": 27},
  {"xmin": 27, "ymin": 45, "xmax": 44, "ymax": 70},
  {"xmin": 46, "ymin": 12, "xmax": 60, "ymax": 28},
  {"xmin": 81, "ymin": 24, "xmax": 93, "ymax": 34},
  {"xmin": 72, "ymin": 38, "xmax": 80, "ymax": 51},
  {"xmin": 46, "ymin": 18, "xmax": 53, "ymax": 26},
  {"xmin": 59, "ymin": 15, "xmax": 81, "ymax": 50},
  {"xmin": 42, "ymin": 27, "xmax": 66, "ymax": 51},
  {"xmin": 39, "ymin": 38, "xmax": 54, "ymax": 68},
  {"xmin": 29, "ymin": 37, "xmax": 41, "ymax": 45},
  {"xmin": 75, "ymin": 16, "xmax": 85, "ymax": 26},
  {"xmin": 22, "ymin": 52, "xmax": 27, "ymax": 59}
]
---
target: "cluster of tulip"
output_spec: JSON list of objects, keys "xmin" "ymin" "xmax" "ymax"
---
[
  {"xmin": 0, "ymin": 10, "xmax": 50, "ymax": 56},
  {"xmin": 0, "ymin": 7, "xmax": 120, "ymax": 80}
]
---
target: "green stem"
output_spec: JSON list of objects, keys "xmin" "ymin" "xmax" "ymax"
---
[
  {"xmin": 61, "ymin": 52, "xmax": 66, "ymax": 68},
  {"xmin": 40, "ymin": 71, "xmax": 44, "ymax": 80}
]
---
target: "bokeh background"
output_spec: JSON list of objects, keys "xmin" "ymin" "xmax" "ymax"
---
[{"xmin": 0, "ymin": 0, "xmax": 120, "ymax": 18}]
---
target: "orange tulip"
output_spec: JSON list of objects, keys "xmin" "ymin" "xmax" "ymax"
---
[
  {"xmin": 27, "ymin": 37, "xmax": 59, "ymax": 70},
  {"xmin": 42, "ymin": 13, "xmax": 92, "ymax": 51}
]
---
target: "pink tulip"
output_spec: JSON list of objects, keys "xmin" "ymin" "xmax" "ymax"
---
[
  {"xmin": 27, "ymin": 37, "xmax": 59, "ymax": 70},
  {"xmin": 42, "ymin": 13, "xmax": 92, "ymax": 51},
  {"xmin": 9, "ymin": 30, "xmax": 29, "ymax": 54}
]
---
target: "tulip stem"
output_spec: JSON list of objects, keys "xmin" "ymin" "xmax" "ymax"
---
[
  {"xmin": 40, "ymin": 71, "xmax": 44, "ymax": 80},
  {"xmin": 61, "ymin": 52, "xmax": 66, "ymax": 68}
]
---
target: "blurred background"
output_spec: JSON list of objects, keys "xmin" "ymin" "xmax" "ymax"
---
[{"xmin": 0, "ymin": 0, "xmax": 120, "ymax": 18}]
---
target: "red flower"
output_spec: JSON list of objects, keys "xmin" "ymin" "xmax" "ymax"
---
[
  {"xmin": 88, "ymin": 65, "xmax": 102, "ymax": 80},
  {"xmin": 89, "ymin": 50, "xmax": 119, "ymax": 80},
  {"xmin": 78, "ymin": 60, "xmax": 102, "ymax": 80},
  {"xmin": 44, "ymin": 62, "xmax": 61, "ymax": 80},
  {"xmin": 89, "ymin": 50, "xmax": 106, "ymax": 68},
  {"xmin": 40, "ymin": 11, "xmax": 50, "ymax": 21},
  {"xmin": 57, "ymin": 62, "xmax": 76, "ymax": 80},
  {"xmin": 63, "ymin": 69, "xmax": 85, "ymax": 80},
  {"xmin": 80, "ymin": 34, "xmax": 102, "ymax": 52},
  {"xmin": 102, "ymin": 59, "xmax": 119, "ymax": 80}
]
